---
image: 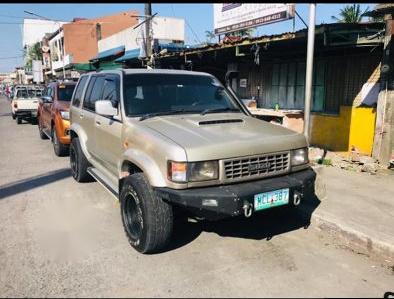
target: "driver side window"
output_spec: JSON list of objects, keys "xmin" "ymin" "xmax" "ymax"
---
[{"xmin": 102, "ymin": 75, "xmax": 120, "ymax": 109}]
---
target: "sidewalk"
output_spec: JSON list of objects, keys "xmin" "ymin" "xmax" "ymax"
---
[{"xmin": 302, "ymin": 165, "xmax": 394, "ymax": 259}]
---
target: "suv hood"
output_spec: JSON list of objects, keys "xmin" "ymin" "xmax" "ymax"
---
[{"xmin": 140, "ymin": 113, "xmax": 307, "ymax": 161}]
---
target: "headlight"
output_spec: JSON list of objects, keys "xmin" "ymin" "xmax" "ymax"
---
[
  {"xmin": 291, "ymin": 148, "xmax": 309, "ymax": 166},
  {"xmin": 189, "ymin": 161, "xmax": 219, "ymax": 182},
  {"xmin": 168, "ymin": 161, "xmax": 219, "ymax": 183},
  {"xmin": 60, "ymin": 110, "xmax": 70, "ymax": 120}
]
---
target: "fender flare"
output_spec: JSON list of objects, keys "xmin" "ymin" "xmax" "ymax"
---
[{"xmin": 119, "ymin": 148, "xmax": 167, "ymax": 187}]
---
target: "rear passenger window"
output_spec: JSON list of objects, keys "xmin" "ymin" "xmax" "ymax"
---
[{"xmin": 72, "ymin": 76, "xmax": 88, "ymax": 107}]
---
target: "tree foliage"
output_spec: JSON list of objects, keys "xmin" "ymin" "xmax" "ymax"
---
[
  {"xmin": 225, "ymin": 28, "xmax": 255, "ymax": 38},
  {"xmin": 205, "ymin": 30, "xmax": 216, "ymax": 43},
  {"xmin": 24, "ymin": 42, "xmax": 42, "ymax": 70},
  {"xmin": 331, "ymin": 4, "xmax": 370, "ymax": 23}
]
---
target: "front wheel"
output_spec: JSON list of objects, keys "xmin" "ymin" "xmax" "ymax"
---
[
  {"xmin": 16, "ymin": 116, "xmax": 22, "ymax": 124},
  {"xmin": 120, "ymin": 173, "xmax": 173, "ymax": 254},
  {"xmin": 52, "ymin": 127, "xmax": 69, "ymax": 157},
  {"xmin": 12, "ymin": 113, "xmax": 16, "ymax": 120},
  {"xmin": 38, "ymin": 118, "xmax": 49, "ymax": 140}
]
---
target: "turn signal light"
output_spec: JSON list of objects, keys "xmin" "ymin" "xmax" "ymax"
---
[{"xmin": 13, "ymin": 103, "xmax": 17, "ymax": 108}]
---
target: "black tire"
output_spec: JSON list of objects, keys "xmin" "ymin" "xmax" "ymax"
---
[
  {"xmin": 31, "ymin": 118, "xmax": 37, "ymax": 125},
  {"xmin": 38, "ymin": 117, "xmax": 49, "ymax": 140},
  {"xmin": 52, "ymin": 127, "xmax": 69, "ymax": 157},
  {"xmin": 16, "ymin": 116, "xmax": 22, "ymax": 124},
  {"xmin": 12, "ymin": 113, "xmax": 16, "ymax": 120},
  {"xmin": 120, "ymin": 173, "xmax": 173, "ymax": 254},
  {"xmin": 70, "ymin": 137, "xmax": 92, "ymax": 182}
]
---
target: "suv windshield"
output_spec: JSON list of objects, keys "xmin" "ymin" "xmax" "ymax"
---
[
  {"xmin": 123, "ymin": 74, "xmax": 242, "ymax": 117},
  {"xmin": 58, "ymin": 84, "xmax": 76, "ymax": 101}
]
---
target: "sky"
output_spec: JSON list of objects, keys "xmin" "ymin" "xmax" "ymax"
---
[{"xmin": 0, "ymin": 3, "xmax": 375, "ymax": 73}]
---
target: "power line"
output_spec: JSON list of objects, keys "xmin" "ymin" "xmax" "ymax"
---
[
  {"xmin": 171, "ymin": 4, "xmax": 201, "ymax": 45},
  {"xmin": 0, "ymin": 56, "xmax": 24, "ymax": 60},
  {"xmin": 0, "ymin": 14, "xmax": 26, "ymax": 19}
]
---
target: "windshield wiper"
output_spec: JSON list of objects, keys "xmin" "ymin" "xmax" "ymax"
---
[
  {"xmin": 139, "ymin": 109, "xmax": 197, "ymax": 121},
  {"xmin": 200, "ymin": 107, "xmax": 240, "ymax": 116}
]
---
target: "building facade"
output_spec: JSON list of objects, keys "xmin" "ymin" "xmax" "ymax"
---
[
  {"xmin": 47, "ymin": 11, "xmax": 139, "ymax": 78},
  {"xmin": 89, "ymin": 16, "xmax": 186, "ymax": 69}
]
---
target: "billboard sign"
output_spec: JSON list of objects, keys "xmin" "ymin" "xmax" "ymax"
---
[{"xmin": 214, "ymin": 3, "xmax": 295, "ymax": 35}]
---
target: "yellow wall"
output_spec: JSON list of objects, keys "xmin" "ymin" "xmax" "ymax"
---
[
  {"xmin": 348, "ymin": 107, "xmax": 376, "ymax": 155},
  {"xmin": 310, "ymin": 106, "xmax": 376, "ymax": 155}
]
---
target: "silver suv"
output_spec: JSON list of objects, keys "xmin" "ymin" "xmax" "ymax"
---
[{"xmin": 69, "ymin": 69, "xmax": 316, "ymax": 254}]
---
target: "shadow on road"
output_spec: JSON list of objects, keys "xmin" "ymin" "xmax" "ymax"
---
[
  {"xmin": 166, "ymin": 194, "xmax": 321, "ymax": 253},
  {"xmin": 0, "ymin": 168, "xmax": 71, "ymax": 200}
]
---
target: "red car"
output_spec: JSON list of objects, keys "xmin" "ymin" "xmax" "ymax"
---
[{"xmin": 37, "ymin": 81, "xmax": 77, "ymax": 156}]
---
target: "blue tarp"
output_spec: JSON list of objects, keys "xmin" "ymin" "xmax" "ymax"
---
[
  {"xmin": 91, "ymin": 45, "xmax": 125, "ymax": 61},
  {"xmin": 114, "ymin": 48, "xmax": 141, "ymax": 62},
  {"xmin": 156, "ymin": 43, "xmax": 189, "ymax": 52}
]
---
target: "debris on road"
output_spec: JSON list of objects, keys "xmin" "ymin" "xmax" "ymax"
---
[{"xmin": 308, "ymin": 146, "xmax": 385, "ymax": 175}]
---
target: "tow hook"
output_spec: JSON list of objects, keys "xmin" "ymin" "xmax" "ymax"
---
[
  {"xmin": 243, "ymin": 201, "xmax": 253, "ymax": 218},
  {"xmin": 293, "ymin": 191, "xmax": 302, "ymax": 206}
]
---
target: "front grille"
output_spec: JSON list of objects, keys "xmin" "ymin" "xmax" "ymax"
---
[{"xmin": 223, "ymin": 152, "xmax": 290, "ymax": 181}]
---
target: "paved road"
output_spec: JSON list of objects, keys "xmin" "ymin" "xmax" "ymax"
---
[{"xmin": 0, "ymin": 96, "xmax": 392, "ymax": 298}]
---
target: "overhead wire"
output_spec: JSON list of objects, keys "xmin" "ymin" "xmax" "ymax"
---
[
  {"xmin": 0, "ymin": 55, "xmax": 24, "ymax": 60},
  {"xmin": 171, "ymin": 4, "xmax": 201, "ymax": 45}
]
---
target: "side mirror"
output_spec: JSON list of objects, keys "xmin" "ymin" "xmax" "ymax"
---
[
  {"xmin": 95, "ymin": 100, "xmax": 117, "ymax": 117},
  {"xmin": 41, "ymin": 96, "xmax": 53, "ymax": 103}
]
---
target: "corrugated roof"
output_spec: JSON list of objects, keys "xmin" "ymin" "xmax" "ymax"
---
[{"xmin": 158, "ymin": 22, "xmax": 384, "ymax": 59}]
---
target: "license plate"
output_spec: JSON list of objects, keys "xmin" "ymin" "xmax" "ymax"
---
[{"xmin": 254, "ymin": 188, "xmax": 289, "ymax": 211}]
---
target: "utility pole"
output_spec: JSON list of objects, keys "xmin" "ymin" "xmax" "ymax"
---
[
  {"xmin": 303, "ymin": 4, "xmax": 316, "ymax": 142},
  {"xmin": 144, "ymin": 3, "xmax": 152, "ymax": 68}
]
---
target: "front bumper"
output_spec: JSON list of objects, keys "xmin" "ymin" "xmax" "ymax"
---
[
  {"xmin": 55, "ymin": 117, "xmax": 70, "ymax": 145},
  {"xmin": 155, "ymin": 168, "xmax": 316, "ymax": 220},
  {"xmin": 15, "ymin": 109, "xmax": 37, "ymax": 118}
]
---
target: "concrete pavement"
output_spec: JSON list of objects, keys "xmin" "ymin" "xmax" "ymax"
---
[
  {"xmin": 306, "ymin": 165, "xmax": 394, "ymax": 260},
  {"xmin": 0, "ymin": 96, "xmax": 393, "ymax": 298}
]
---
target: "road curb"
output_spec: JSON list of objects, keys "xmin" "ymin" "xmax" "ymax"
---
[
  {"xmin": 308, "ymin": 211, "xmax": 394, "ymax": 260},
  {"xmin": 306, "ymin": 165, "xmax": 394, "ymax": 260}
]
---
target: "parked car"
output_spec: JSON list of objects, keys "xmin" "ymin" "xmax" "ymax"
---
[
  {"xmin": 11, "ymin": 86, "xmax": 44, "ymax": 124},
  {"xmin": 69, "ymin": 69, "xmax": 316, "ymax": 254},
  {"xmin": 37, "ymin": 81, "xmax": 77, "ymax": 156}
]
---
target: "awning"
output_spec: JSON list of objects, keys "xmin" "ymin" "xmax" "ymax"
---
[
  {"xmin": 156, "ymin": 43, "xmax": 189, "ymax": 53},
  {"xmin": 73, "ymin": 63, "xmax": 95, "ymax": 71},
  {"xmin": 90, "ymin": 45, "xmax": 125, "ymax": 62},
  {"xmin": 114, "ymin": 48, "xmax": 141, "ymax": 62}
]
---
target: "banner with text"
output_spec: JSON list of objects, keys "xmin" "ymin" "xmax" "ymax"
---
[{"xmin": 214, "ymin": 3, "xmax": 295, "ymax": 35}]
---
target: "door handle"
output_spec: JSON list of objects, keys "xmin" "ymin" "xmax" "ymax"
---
[{"xmin": 95, "ymin": 120, "xmax": 101, "ymax": 126}]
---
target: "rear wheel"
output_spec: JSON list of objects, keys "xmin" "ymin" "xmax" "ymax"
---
[
  {"xmin": 70, "ymin": 137, "xmax": 92, "ymax": 182},
  {"xmin": 52, "ymin": 127, "xmax": 69, "ymax": 157},
  {"xmin": 16, "ymin": 116, "xmax": 22, "ymax": 124},
  {"xmin": 120, "ymin": 173, "xmax": 173, "ymax": 254},
  {"xmin": 12, "ymin": 113, "xmax": 16, "ymax": 120}
]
